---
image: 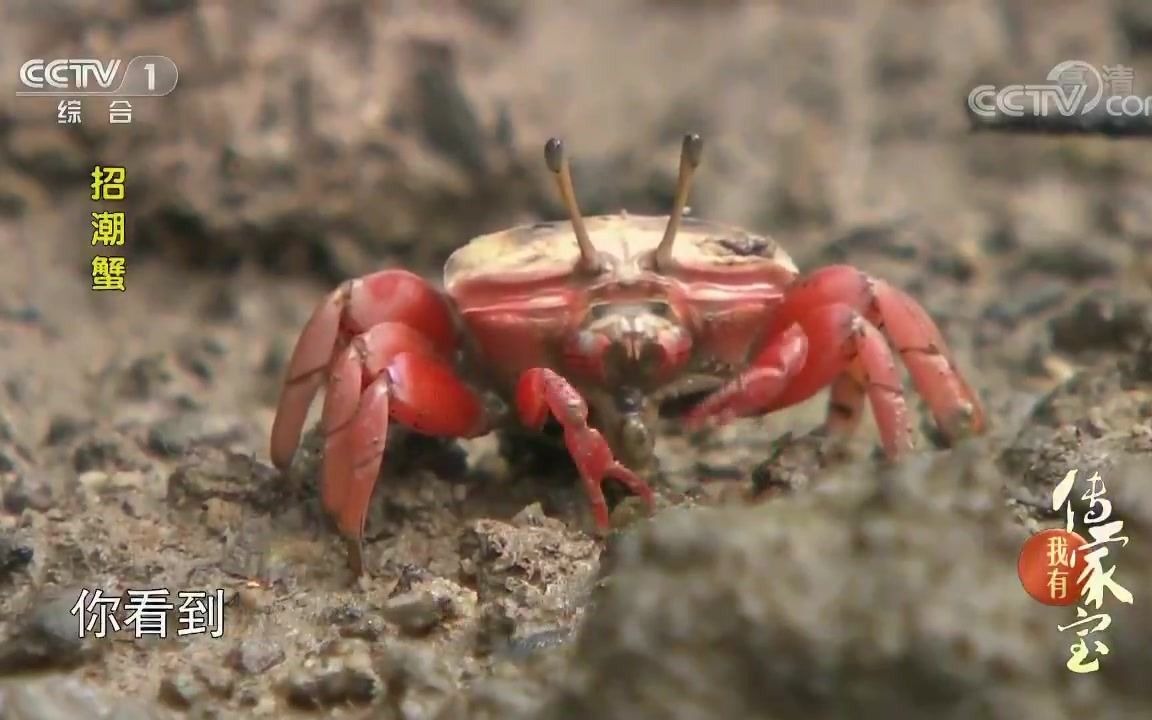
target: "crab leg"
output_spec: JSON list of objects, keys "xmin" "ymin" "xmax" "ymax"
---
[
  {"xmin": 270, "ymin": 269, "xmax": 458, "ymax": 471},
  {"xmin": 823, "ymin": 364, "xmax": 871, "ymax": 439},
  {"xmin": 687, "ymin": 263, "xmax": 984, "ymax": 457},
  {"xmin": 683, "ymin": 324, "xmax": 809, "ymax": 424},
  {"xmin": 688, "ymin": 304, "xmax": 913, "ymax": 458},
  {"xmin": 321, "ymin": 322, "xmax": 488, "ymax": 572},
  {"xmin": 515, "ymin": 368, "xmax": 655, "ymax": 529},
  {"xmin": 270, "ymin": 269, "xmax": 486, "ymax": 575},
  {"xmin": 767, "ymin": 265, "xmax": 986, "ymax": 440}
]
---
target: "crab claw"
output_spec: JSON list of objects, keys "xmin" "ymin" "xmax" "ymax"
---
[
  {"xmin": 684, "ymin": 323, "xmax": 809, "ymax": 427},
  {"xmin": 270, "ymin": 269, "xmax": 458, "ymax": 471},
  {"xmin": 516, "ymin": 367, "xmax": 655, "ymax": 529},
  {"xmin": 271, "ymin": 269, "xmax": 489, "ymax": 575},
  {"xmin": 686, "ymin": 265, "xmax": 985, "ymax": 458}
]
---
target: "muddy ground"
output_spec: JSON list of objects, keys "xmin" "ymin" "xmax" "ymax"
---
[{"xmin": 1, "ymin": 1, "xmax": 1152, "ymax": 718}]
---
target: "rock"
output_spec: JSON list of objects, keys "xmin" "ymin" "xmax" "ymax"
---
[
  {"xmin": 510, "ymin": 502, "xmax": 549, "ymax": 527},
  {"xmin": 192, "ymin": 664, "xmax": 236, "ymax": 700},
  {"xmin": 0, "ymin": 411, "xmax": 13, "ymax": 444},
  {"xmin": 112, "ymin": 354, "xmax": 174, "ymax": 401},
  {"xmin": 501, "ymin": 628, "xmax": 572, "ymax": 660},
  {"xmin": 980, "ymin": 283, "xmax": 1067, "ymax": 329},
  {"xmin": 926, "ymin": 243, "xmax": 978, "ymax": 283},
  {"xmin": 200, "ymin": 498, "xmax": 245, "ymax": 535},
  {"xmin": 536, "ymin": 445, "xmax": 1152, "ymax": 720},
  {"xmin": 229, "ymin": 638, "xmax": 286, "ymax": 675},
  {"xmin": 388, "ymin": 563, "xmax": 438, "ymax": 596},
  {"xmin": 411, "ymin": 40, "xmax": 490, "ymax": 178},
  {"xmin": 459, "ymin": 518, "xmax": 596, "ymax": 653},
  {"xmin": 198, "ymin": 285, "xmax": 242, "ymax": 322},
  {"xmin": 327, "ymin": 604, "xmax": 386, "ymax": 642},
  {"xmin": 383, "ymin": 591, "xmax": 451, "ymax": 637},
  {"xmin": 282, "ymin": 641, "xmax": 380, "ymax": 709},
  {"xmin": 1118, "ymin": 0, "xmax": 1152, "ymax": 51},
  {"xmin": 375, "ymin": 642, "xmax": 459, "ymax": 718},
  {"xmin": 474, "ymin": 601, "xmax": 517, "ymax": 657},
  {"xmin": 435, "ymin": 647, "xmax": 564, "ymax": 720},
  {"xmin": 0, "ymin": 676, "xmax": 165, "ymax": 720},
  {"xmin": 134, "ymin": 0, "xmax": 197, "ymax": 17},
  {"xmin": 458, "ymin": 518, "xmax": 598, "ymax": 617},
  {"xmin": 1000, "ymin": 359, "xmax": 1152, "ymax": 509},
  {"xmin": 0, "ymin": 536, "xmax": 33, "ymax": 580},
  {"xmin": 157, "ymin": 672, "xmax": 202, "ymax": 709},
  {"xmin": 71, "ymin": 433, "xmax": 139, "ymax": 473},
  {"xmin": 42, "ymin": 415, "xmax": 92, "ymax": 447},
  {"xmin": 4, "ymin": 125, "xmax": 89, "ymax": 187},
  {"xmin": 147, "ymin": 412, "xmax": 247, "ymax": 458},
  {"xmin": 2, "ymin": 473, "xmax": 55, "ymax": 513},
  {"xmin": 1049, "ymin": 293, "xmax": 1152, "ymax": 355},
  {"xmin": 173, "ymin": 335, "xmax": 227, "ymax": 383},
  {"xmin": 0, "ymin": 589, "xmax": 102, "ymax": 674},
  {"xmin": 1014, "ymin": 239, "xmax": 1118, "ymax": 280},
  {"xmin": 0, "ymin": 450, "xmax": 19, "ymax": 474},
  {"xmin": 818, "ymin": 221, "xmax": 921, "ymax": 263},
  {"xmin": 166, "ymin": 449, "xmax": 283, "ymax": 512},
  {"xmin": 78, "ymin": 470, "xmax": 148, "ymax": 494},
  {"xmin": 0, "ymin": 169, "xmax": 47, "ymax": 219},
  {"xmin": 76, "ymin": 471, "xmax": 110, "ymax": 491},
  {"xmin": 749, "ymin": 429, "xmax": 829, "ymax": 498}
]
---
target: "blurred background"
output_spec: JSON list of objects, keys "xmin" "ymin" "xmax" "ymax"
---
[{"xmin": 1, "ymin": 1, "xmax": 1151, "ymax": 719}]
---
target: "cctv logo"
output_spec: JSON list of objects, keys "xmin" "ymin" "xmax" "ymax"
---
[{"xmin": 19, "ymin": 59, "xmax": 122, "ymax": 91}]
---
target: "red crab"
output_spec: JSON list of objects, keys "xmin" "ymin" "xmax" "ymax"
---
[{"xmin": 270, "ymin": 134, "xmax": 986, "ymax": 574}]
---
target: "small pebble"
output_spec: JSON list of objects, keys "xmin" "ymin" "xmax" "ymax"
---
[
  {"xmin": 0, "ymin": 537, "xmax": 33, "ymax": 579},
  {"xmin": 383, "ymin": 591, "xmax": 451, "ymax": 636},
  {"xmin": 158, "ymin": 672, "xmax": 202, "ymax": 709},
  {"xmin": 229, "ymin": 638, "xmax": 286, "ymax": 675},
  {"xmin": 283, "ymin": 653, "xmax": 380, "ymax": 709},
  {"xmin": 0, "ymin": 589, "xmax": 97, "ymax": 673}
]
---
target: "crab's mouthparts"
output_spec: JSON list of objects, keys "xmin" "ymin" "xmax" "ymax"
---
[
  {"xmin": 617, "ymin": 334, "xmax": 649, "ymax": 363},
  {"xmin": 591, "ymin": 339, "xmax": 664, "ymax": 389},
  {"xmin": 576, "ymin": 323, "xmax": 692, "ymax": 387},
  {"xmin": 563, "ymin": 302, "xmax": 694, "ymax": 385}
]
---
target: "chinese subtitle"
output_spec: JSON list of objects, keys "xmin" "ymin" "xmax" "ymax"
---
[
  {"xmin": 69, "ymin": 588, "xmax": 227, "ymax": 639},
  {"xmin": 90, "ymin": 165, "xmax": 127, "ymax": 291}
]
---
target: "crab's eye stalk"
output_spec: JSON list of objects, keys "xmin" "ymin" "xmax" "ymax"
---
[
  {"xmin": 654, "ymin": 133, "xmax": 704, "ymax": 270},
  {"xmin": 545, "ymin": 137, "xmax": 601, "ymax": 274}
]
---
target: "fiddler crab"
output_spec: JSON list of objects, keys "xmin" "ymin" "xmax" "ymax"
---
[{"xmin": 270, "ymin": 134, "xmax": 986, "ymax": 575}]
